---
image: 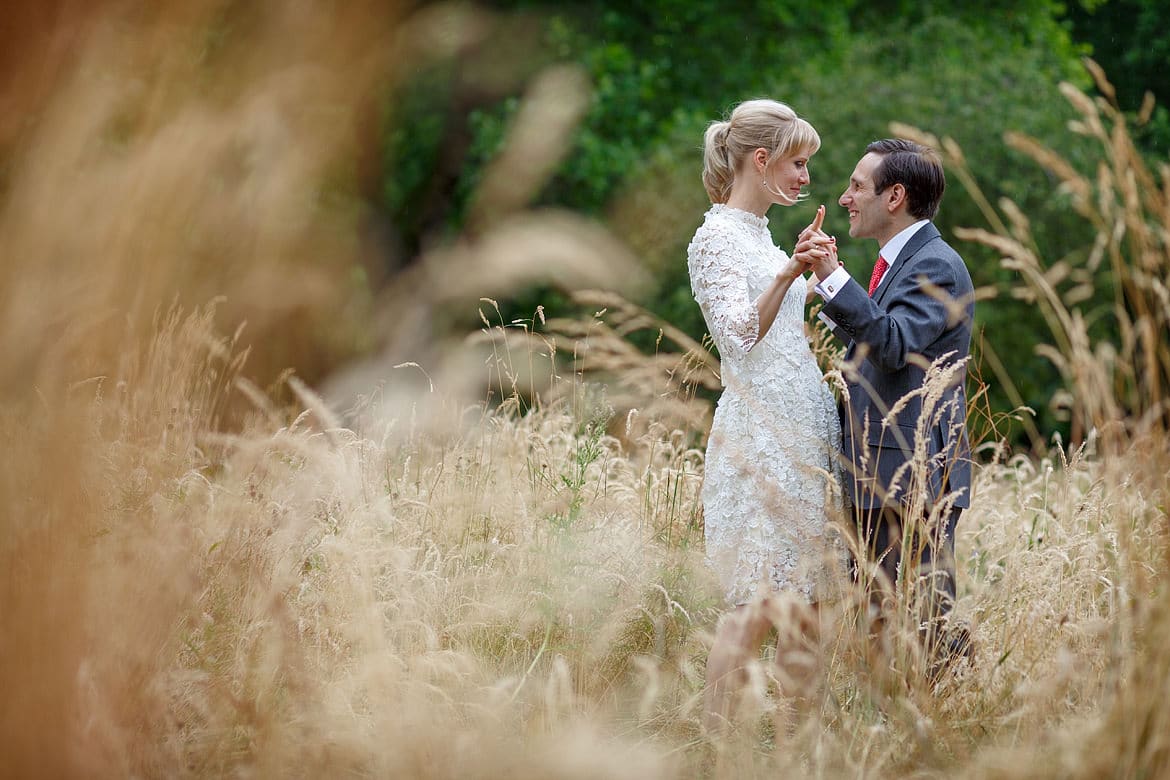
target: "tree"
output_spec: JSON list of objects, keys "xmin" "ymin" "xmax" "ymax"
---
[{"xmin": 374, "ymin": 1, "xmax": 1103, "ymax": 445}]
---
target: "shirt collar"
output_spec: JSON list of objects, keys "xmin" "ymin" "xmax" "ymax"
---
[{"xmin": 879, "ymin": 219, "xmax": 930, "ymax": 266}]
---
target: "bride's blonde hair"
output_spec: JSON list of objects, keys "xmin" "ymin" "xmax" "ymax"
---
[{"xmin": 702, "ymin": 99, "xmax": 820, "ymax": 204}]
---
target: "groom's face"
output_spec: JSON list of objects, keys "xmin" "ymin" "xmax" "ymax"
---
[{"xmin": 839, "ymin": 152, "xmax": 885, "ymax": 240}]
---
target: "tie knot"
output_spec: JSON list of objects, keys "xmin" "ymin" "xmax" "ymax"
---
[{"xmin": 868, "ymin": 255, "xmax": 889, "ymax": 296}]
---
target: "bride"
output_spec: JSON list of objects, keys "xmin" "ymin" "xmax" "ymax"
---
[{"xmin": 687, "ymin": 99, "xmax": 843, "ymax": 728}]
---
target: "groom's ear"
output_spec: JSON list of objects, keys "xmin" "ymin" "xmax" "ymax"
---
[{"xmin": 885, "ymin": 182, "xmax": 907, "ymax": 212}]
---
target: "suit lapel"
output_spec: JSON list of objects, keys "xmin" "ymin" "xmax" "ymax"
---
[{"xmin": 873, "ymin": 222, "xmax": 940, "ymax": 306}]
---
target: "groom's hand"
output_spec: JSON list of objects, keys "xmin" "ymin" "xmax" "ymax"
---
[{"xmin": 806, "ymin": 243, "xmax": 840, "ymax": 280}]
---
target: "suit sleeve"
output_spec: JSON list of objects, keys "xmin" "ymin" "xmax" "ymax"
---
[{"xmin": 821, "ymin": 253, "xmax": 961, "ymax": 373}]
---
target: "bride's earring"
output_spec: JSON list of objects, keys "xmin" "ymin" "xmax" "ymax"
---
[{"xmin": 762, "ymin": 170, "xmax": 800, "ymax": 204}]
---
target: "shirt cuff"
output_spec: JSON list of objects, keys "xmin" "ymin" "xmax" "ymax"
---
[{"xmin": 814, "ymin": 266, "xmax": 852, "ymax": 301}]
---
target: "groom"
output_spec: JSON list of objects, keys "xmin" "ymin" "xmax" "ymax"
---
[{"xmin": 802, "ymin": 139, "xmax": 975, "ymax": 661}]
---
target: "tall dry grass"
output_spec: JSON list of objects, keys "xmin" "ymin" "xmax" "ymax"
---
[
  {"xmin": 1, "ymin": 4, "xmax": 1168, "ymax": 775},
  {"xmin": 883, "ymin": 60, "xmax": 1170, "ymax": 778}
]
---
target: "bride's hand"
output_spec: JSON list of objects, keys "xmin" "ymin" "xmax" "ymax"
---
[
  {"xmin": 798, "ymin": 204, "xmax": 827, "ymax": 244},
  {"xmin": 792, "ymin": 205, "xmax": 837, "ymax": 274},
  {"xmin": 777, "ymin": 255, "xmax": 805, "ymax": 282}
]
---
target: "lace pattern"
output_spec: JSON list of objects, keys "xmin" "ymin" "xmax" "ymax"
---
[{"xmin": 688, "ymin": 204, "xmax": 844, "ymax": 604}]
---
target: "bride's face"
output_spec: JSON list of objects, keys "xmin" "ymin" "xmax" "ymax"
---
[{"xmin": 763, "ymin": 150, "xmax": 812, "ymax": 206}]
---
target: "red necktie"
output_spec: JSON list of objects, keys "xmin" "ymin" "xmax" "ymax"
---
[{"xmin": 867, "ymin": 255, "xmax": 889, "ymax": 296}]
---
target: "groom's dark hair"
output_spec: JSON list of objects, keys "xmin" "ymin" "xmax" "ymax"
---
[{"xmin": 866, "ymin": 138, "xmax": 945, "ymax": 220}]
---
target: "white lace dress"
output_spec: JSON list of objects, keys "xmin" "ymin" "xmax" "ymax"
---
[{"xmin": 688, "ymin": 204, "xmax": 843, "ymax": 605}]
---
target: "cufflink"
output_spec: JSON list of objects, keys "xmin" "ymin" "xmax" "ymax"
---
[{"xmin": 826, "ymin": 284, "xmax": 836, "ymax": 293}]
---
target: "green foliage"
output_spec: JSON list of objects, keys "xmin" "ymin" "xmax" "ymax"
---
[
  {"xmin": 377, "ymin": 0, "xmax": 1124, "ymax": 445},
  {"xmin": 765, "ymin": 13, "xmax": 1096, "ymax": 439},
  {"xmin": 380, "ymin": 63, "xmax": 460, "ymax": 251},
  {"xmin": 1062, "ymin": 0, "xmax": 1170, "ymax": 154}
]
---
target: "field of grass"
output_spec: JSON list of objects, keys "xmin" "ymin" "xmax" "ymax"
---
[{"xmin": 2, "ymin": 4, "xmax": 1168, "ymax": 778}]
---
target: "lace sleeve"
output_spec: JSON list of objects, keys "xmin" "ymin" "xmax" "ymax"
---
[{"xmin": 688, "ymin": 229, "xmax": 760, "ymax": 355}]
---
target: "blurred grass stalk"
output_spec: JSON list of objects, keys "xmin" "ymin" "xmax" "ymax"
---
[
  {"xmin": 0, "ymin": 1, "xmax": 403, "ymax": 774},
  {"xmin": 896, "ymin": 59, "xmax": 1169, "ymax": 454},
  {"xmin": 0, "ymin": 1, "xmax": 686, "ymax": 776},
  {"xmin": 894, "ymin": 57, "xmax": 1170, "ymax": 777}
]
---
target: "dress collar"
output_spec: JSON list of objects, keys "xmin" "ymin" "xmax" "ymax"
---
[{"xmin": 709, "ymin": 203, "xmax": 768, "ymax": 230}]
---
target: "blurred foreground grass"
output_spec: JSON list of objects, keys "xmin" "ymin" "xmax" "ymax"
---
[
  {"xmin": 1, "ymin": 3, "xmax": 1168, "ymax": 778},
  {"xmin": 3, "ymin": 300, "xmax": 1165, "ymax": 777}
]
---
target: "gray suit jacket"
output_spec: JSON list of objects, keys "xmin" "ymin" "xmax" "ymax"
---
[{"xmin": 822, "ymin": 222, "xmax": 975, "ymax": 511}]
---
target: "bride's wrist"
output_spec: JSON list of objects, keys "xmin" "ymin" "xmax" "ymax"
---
[{"xmin": 778, "ymin": 260, "xmax": 803, "ymax": 281}]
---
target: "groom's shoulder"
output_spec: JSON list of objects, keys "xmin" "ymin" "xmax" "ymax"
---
[
  {"xmin": 923, "ymin": 229, "xmax": 974, "ymax": 291},
  {"xmin": 919, "ymin": 223, "xmax": 963, "ymax": 262},
  {"xmin": 908, "ymin": 226, "xmax": 971, "ymax": 289}
]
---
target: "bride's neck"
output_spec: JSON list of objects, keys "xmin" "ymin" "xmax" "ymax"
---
[{"xmin": 725, "ymin": 185, "xmax": 769, "ymax": 218}]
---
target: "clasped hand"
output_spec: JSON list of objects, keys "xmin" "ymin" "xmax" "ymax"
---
[{"xmin": 787, "ymin": 204, "xmax": 840, "ymax": 281}]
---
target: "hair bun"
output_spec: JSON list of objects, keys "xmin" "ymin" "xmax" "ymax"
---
[{"xmin": 701, "ymin": 101, "xmax": 819, "ymax": 204}]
